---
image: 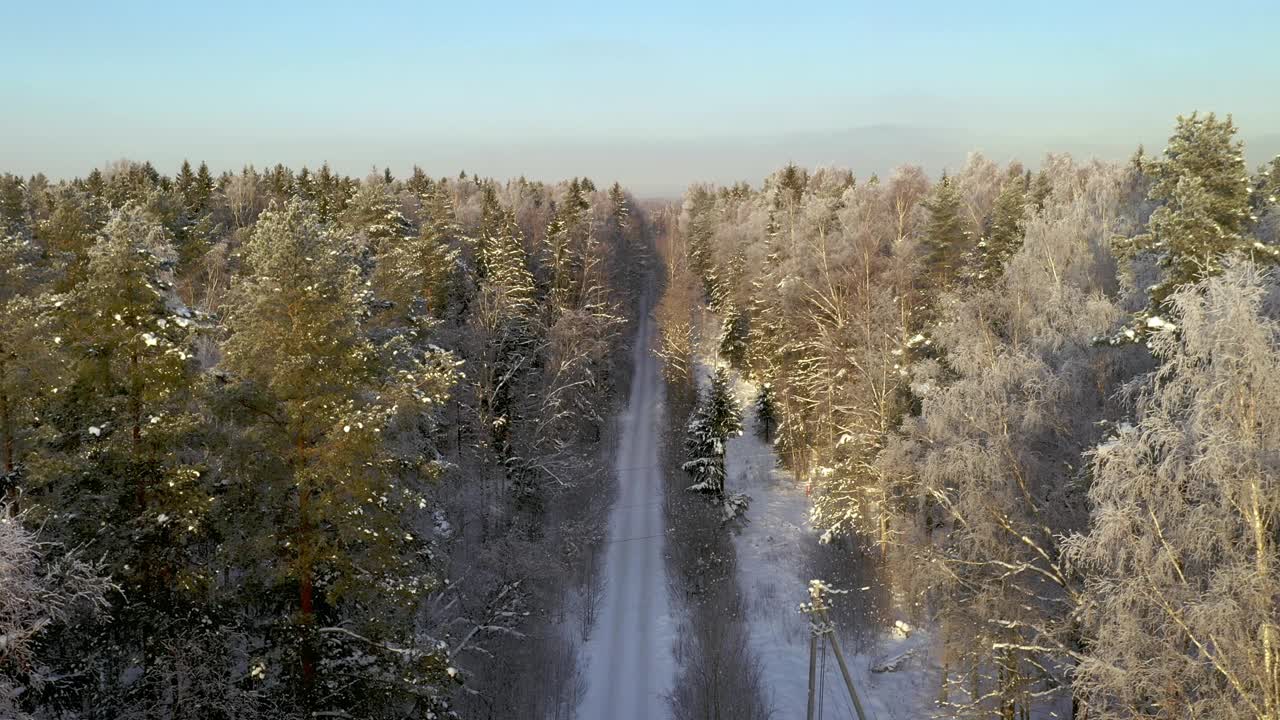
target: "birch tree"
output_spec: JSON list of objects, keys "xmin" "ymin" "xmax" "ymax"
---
[{"xmin": 1067, "ymin": 261, "xmax": 1280, "ymax": 720}]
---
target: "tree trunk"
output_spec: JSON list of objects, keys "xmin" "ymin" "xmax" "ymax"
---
[
  {"xmin": 131, "ymin": 348, "xmax": 145, "ymax": 509},
  {"xmin": 1, "ymin": 387, "xmax": 16, "ymax": 514},
  {"xmin": 295, "ymin": 432, "xmax": 316, "ymax": 698}
]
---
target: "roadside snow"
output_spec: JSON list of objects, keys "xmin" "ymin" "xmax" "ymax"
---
[{"xmin": 725, "ymin": 373, "xmax": 940, "ymax": 720}]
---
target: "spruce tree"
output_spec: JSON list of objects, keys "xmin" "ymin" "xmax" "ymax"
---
[
  {"xmin": 1253, "ymin": 155, "xmax": 1280, "ymax": 211},
  {"xmin": 192, "ymin": 161, "xmax": 214, "ymax": 213},
  {"xmin": 976, "ymin": 169, "xmax": 1029, "ymax": 284},
  {"xmin": 608, "ymin": 182, "xmax": 630, "ymax": 231},
  {"xmin": 683, "ymin": 370, "xmax": 749, "ymax": 520},
  {"xmin": 1028, "ymin": 168, "xmax": 1052, "ymax": 211},
  {"xmin": 372, "ymin": 211, "xmax": 457, "ymax": 326},
  {"xmin": 707, "ymin": 367, "xmax": 741, "ymax": 438},
  {"xmin": 682, "ymin": 397, "xmax": 725, "ymax": 496},
  {"xmin": 718, "ymin": 303, "xmax": 749, "ymax": 369},
  {"xmin": 753, "ymin": 381, "xmax": 776, "ymax": 443},
  {"xmin": 0, "ymin": 175, "xmax": 27, "ymax": 234},
  {"xmin": 175, "ymin": 160, "xmax": 196, "ymax": 208},
  {"xmin": 406, "ymin": 165, "xmax": 430, "ymax": 196},
  {"xmin": 484, "ymin": 210, "xmax": 538, "ymax": 318},
  {"xmin": 543, "ymin": 210, "xmax": 572, "ymax": 310},
  {"xmin": 746, "ymin": 214, "xmax": 786, "ymax": 378},
  {"xmin": 922, "ymin": 172, "xmax": 968, "ymax": 287},
  {"xmin": 685, "ymin": 187, "xmax": 720, "ymax": 306}
]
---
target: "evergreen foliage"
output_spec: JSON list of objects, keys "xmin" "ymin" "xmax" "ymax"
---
[
  {"xmin": 752, "ymin": 382, "xmax": 776, "ymax": 443},
  {"xmin": 922, "ymin": 172, "xmax": 968, "ymax": 287}
]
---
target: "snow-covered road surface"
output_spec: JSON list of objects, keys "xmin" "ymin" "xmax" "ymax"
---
[{"xmin": 577, "ymin": 307, "xmax": 675, "ymax": 720}]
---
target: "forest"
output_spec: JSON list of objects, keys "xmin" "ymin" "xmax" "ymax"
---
[
  {"xmin": 654, "ymin": 112, "xmax": 1280, "ymax": 720},
  {"xmin": 0, "ymin": 163, "xmax": 650, "ymax": 718},
  {"xmin": 2, "ymin": 111, "xmax": 1279, "ymax": 720}
]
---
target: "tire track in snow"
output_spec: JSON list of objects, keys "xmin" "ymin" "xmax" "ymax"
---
[{"xmin": 578, "ymin": 305, "xmax": 675, "ymax": 720}]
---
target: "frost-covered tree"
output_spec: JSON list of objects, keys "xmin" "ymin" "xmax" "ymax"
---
[
  {"xmin": 0, "ymin": 511, "xmax": 110, "ymax": 719},
  {"xmin": 656, "ymin": 266, "xmax": 697, "ymax": 394},
  {"xmin": 1067, "ymin": 261, "xmax": 1280, "ymax": 720},
  {"xmin": 717, "ymin": 303, "xmax": 749, "ymax": 369},
  {"xmin": 706, "ymin": 367, "xmax": 741, "ymax": 439},
  {"xmin": 886, "ymin": 164, "xmax": 930, "ymax": 245},
  {"xmin": 683, "ymin": 369, "xmax": 749, "ymax": 520},
  {"xmin": 872, "ymin": 160, "xmax": 1143, "ymax": 717},
  {"xmin": 371, "ymin": 211, "xmax": 457, "ymax": 326},
  {"xmin": 684, "ymin": 186, "xmax": 721, "ymax": 307},
  {"xmin": 682, "ymin": 394, "xmax": 725, "ymax": 496}
]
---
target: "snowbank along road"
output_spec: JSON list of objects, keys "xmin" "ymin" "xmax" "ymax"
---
[{"xmin": 577, "ymin": 304, "xmax": 676, "ymax": 720}]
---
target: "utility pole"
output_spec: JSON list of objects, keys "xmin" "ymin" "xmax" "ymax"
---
[
  {"xmin": 807, "ymin": 631, "xmax": 818, "ymax": 720},
  {"xmin": 802, "ymin": 579, "xmax": 870, "ymax": 720}
]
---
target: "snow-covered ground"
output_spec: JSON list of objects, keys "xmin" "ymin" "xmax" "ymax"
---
[
  {"xmin": 725, "ymin": 373, "xmax": 941, "ymax": 720},
  {"xmin": 577, "ymin": 309, "xmax": 676, "ymax": 720}
]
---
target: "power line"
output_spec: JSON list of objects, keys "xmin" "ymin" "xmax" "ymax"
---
[
  {"xmin": 604, "ymin": 532, "xmax": 664, "ymax": 545},
  {"xmin": 610, "ymin": 449, "xmax": 789, "ymax": 475}
]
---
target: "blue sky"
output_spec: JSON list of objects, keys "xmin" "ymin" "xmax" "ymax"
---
[{"xmin": 3, "ymin": 0, "xmax": 1278, "ymax": 195}]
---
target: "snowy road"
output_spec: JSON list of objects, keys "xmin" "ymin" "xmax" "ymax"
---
[{"xmin": 577, "ymin": 306, "xmax": 676, "ymax": 720}]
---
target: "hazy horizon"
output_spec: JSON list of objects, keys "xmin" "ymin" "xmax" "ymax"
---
[{"xmin": 4, "ymin": 0, "xmax": 1279, "ymax": 195}]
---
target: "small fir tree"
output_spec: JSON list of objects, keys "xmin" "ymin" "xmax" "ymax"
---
[{"xmin": 753, "ymin": 381, "xmax": 776, "ymax": 444}]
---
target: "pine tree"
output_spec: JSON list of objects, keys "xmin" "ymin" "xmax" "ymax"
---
[
  {"xmin": 0, "ymin": 233, "xmax": 58, "ymax": 510},
  {"xmin": 31, "ymin": 205, "xmax": 203, "ymax": 541},
  {"xmin": 1139, "ymin": 113, "xmax": 1266, "ymax": 306},
  {"xmin": 222, "ymin": 199, "xmax": 457, "ymax": 712},
  {"xmin": 342, "ymin": 177, "xmax": 412, "ymax": 266},
  {"xmin": 22, "ymin": 204, "xmax": 213, "ymax": 711}
]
